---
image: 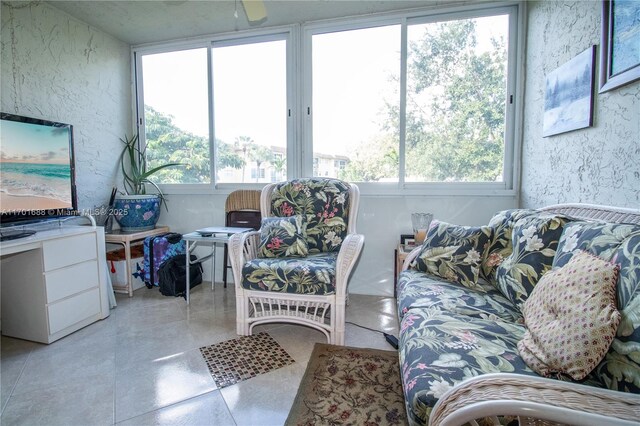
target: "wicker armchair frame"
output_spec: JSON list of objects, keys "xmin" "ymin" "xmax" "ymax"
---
[
  {"xmin": 228, "ymin": 180, "xmax": 364, "ymax": 346},
  {"xmin": 400, "ymin": 203, "xmax": 640, "ymax": 426}
]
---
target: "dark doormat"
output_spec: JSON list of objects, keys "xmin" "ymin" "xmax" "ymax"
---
[{"xmin": 199, "ymin": 332, "xmax": 295, "ymax": 388}]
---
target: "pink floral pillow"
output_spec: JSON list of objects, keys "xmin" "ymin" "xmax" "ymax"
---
[{"xmin": 518, "ymin": 251, "xmax": 621, "ymax": 380}]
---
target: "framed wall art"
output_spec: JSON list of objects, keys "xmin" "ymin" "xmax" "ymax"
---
[
  {"xmin": 543, "ymin": 46, "xmax": 596, "ymax": 137},
  {"xmin": 599, "ymin": 0, "xmax": 640, "ymax": 93}
]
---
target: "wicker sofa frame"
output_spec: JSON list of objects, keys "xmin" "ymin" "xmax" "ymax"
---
[
  {"xmin": 228, "ymin": 181, "xmax": 364, "ymax": 346},
  {"xmin": 401, "ymin": 203, "xmax": 640, "ymax": 426}
]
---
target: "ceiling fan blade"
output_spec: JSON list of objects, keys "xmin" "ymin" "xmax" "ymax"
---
[{"xmin": 241, "ymin": 0, "xmax": 267, "ymax": 23}]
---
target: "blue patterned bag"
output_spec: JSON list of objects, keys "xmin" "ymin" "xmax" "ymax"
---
[{"xmin": 143, "ymin": 233, "xmax": 185, "ymax": 287}]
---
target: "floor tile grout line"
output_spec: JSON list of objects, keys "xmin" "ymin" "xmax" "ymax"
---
[
  {"xmin": 1, "ymin": 344, "xmax": 34, "ymax": 416},
  {"xmin": 113, "ymin": 389, "xmax": 227, "ymax": 425},
  {"xmin": 220, "ymin": 389, "xmax": 239, "ymax": 426}
]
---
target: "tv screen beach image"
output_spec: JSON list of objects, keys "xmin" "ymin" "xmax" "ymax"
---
[{"xmin": 0, "ymin": 119, "xmax": 73, "ymax": 213}]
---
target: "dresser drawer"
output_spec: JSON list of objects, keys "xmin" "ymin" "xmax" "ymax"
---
[
  {"xmin": 43, "ymin": 233, "xmax": 97, "ymax": 271},
  {"xmin": 45, "ymin": 260, "xmax": 99, "ymax": 303},
  {"xmin": 47, "ymin": 288, "xmax": 101, "ymax": 335}
]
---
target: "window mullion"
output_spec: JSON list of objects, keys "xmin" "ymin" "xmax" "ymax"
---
[
  {"xmin": 208, "ymin": 44, "xmax": 216, "ymax": 187},
  {"xmin": 301, "ymin": 27, "xmax": 314, "ymax": 178},
  {"xmin": 399, "ymin": 18, "xmax": 408, "ymax": 187},
  {"xmin": 289, "ymin": 25, "xmax": 302, "ymax": 179},
  {"xmin": 134, "ymin": 51, "xmax": 144, "ymax": 143}
]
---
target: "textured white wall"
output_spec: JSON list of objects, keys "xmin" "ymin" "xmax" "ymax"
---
[
  {"xmin": 521, "ymin": 1, "xmax": 640, "ymax": 209},
  {"xmin": 161, "ymin": 193, "xmax": 516, "ymax": 296},
  {"xmin": 1, "ymin": 1, "xmax": 131, "ymax": 211}
]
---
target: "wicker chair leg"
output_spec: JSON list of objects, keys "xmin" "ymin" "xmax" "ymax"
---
[
  {"xmin": 334, "ymin": 299, "xmax": 346, "ymax": 346},
  {"xmin": 236, "ymin": 293, "xmax": 250, "ymax": 335}
]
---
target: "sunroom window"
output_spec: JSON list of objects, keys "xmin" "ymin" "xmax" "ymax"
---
[
  {"xmin": 405, "ymin": 14, "xmax": 510, "ymax": 183},
  {"xmin": 140, "ymin": 48, "xmax": 210, "ymax": 184},
  {"xmin": 133, "ymin": 3, "xmax": 520, "ymax": 193}
]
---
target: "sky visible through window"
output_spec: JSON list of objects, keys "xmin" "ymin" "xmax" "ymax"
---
[{"xmin": 141, "ymin": 14, "xmax": 508, "ymax": 182}]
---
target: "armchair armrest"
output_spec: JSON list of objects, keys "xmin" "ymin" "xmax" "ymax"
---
[
  {"xmin": 228, "ymin": 230, "xmax": 260, "ymax": 289},
  {"xmin": 430, "ymin": 373, "xmax": 640, "ymax": 426},
  {"xmin": 335, "ymin": 233, "xmax": 365, "ymax": 297}
]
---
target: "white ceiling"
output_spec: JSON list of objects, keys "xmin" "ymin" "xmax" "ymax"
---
[{"xmin": 48, "ymin": 0, "xmax": 445, "ymax": 45}]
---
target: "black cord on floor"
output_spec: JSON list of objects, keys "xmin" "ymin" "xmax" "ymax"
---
[
  {"xmin": 346, "ymin": 321, "xmax": 384, "ymax": 334},
  {"xmin": 346, "ymin": 321, "xmax": 399, "ymax": 349}
]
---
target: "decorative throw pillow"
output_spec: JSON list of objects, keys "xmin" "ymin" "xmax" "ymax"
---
[
  {"xmin": 269, "ymin": 178, "xmax": 350, "ymax": 254},
  {"xmin": 257, "ymin": 215, "xmax": 308, "ymax": 258},
  {"xmin": 482, "ymin": 209, "xmax": 538, "ymax": 283},
  {"xmin": 518, "ymin": 251, "xmax": 621, "ymax": 380},
  {"xmin": 411, "ymin": 220, "xmax": 492, "ymax": 288},
  {"xmin": 495, "ymin": 214, "xmax": 570, "ymax": 309},
  {"xmin": 553, "ymin": 221, "xmax": 640, "ymax": 268}
]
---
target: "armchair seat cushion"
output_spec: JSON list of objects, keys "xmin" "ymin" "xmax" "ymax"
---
[{"xmin": 241, "ymin": 252, "xmax": 338, "ymax": 295}]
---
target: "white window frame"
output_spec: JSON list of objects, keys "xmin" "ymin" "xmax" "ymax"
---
[
  {"xmin": 131, "ymin": 1, "xmax": 524, "ymax": 196},
  {"xmin": 133, "ymin": 26, "xmax": 296, "ymax": 195},
  {"xmin": 302, "ymin": 3, "xmax": 523, "ymax": 196}
]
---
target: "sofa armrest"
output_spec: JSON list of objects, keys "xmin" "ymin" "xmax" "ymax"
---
[
  {"xmin": 228, "ymin": 231, "xmax": 260, "ymax": 290},
  {"xmin": 335, "ymin": 233, "xmax": 365, "ymax": 297},
  {"xmin": 402, "ymin": 245, "xmax": 423, "ymax": 271},
  {"xmin": 430, "ymin": 373, "xmax": 640, "ymax": 426}
]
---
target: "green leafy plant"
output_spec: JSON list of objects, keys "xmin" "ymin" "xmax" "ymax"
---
[{"xmin": 119, "ymin": 134, "xmax": 182, "ymax": 199}]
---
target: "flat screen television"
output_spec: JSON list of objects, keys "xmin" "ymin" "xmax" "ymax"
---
[{"xmin": 0, "ymin": 113, "xmax": 77, "ymax": 225}]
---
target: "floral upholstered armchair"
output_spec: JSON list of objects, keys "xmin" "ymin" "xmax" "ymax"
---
[{"xmin": 228, "ymin": 178, "xmax": 364, "ymax": 345}]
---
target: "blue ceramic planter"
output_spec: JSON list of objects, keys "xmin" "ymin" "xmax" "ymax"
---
[{"xmin": 113, "ymin": 195, "xmax": 161, "ymax": 232}]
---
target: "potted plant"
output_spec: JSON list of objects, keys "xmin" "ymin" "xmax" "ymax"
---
[{"xmin": 113, "ymin": 134, "xmax": 181, "ymax": 232}]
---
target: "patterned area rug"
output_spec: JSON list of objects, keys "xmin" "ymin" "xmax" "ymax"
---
[
  {"xmin": 199, "ymin": 332, "xmax": 295, "ymax": 388},
  {"xmin": 286, "ymin": 343, "xmax": 407, "ymax": 426}
]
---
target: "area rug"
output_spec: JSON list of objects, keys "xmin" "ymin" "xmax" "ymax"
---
[
  {"xmin": 199, "ymin": 332, "xmax": 295, "ymax": 388},
  {"xmin": 286, "ymin": 343, "xmax": 407, "ymax": 425}
]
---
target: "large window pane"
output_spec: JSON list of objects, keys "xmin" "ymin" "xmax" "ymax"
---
[
  {"xmin": 312, "ymin": 25, "xmax": 400, "ymax": 182},
  {"xmin": 406, "ymin": 15, "xmax": 509, "ymax": 182},
  {"xmin": 142, "ymin": 48, "xmax": 210, "ymax": 184},
  {"xmin": 212, "ymin": 40, "xmax": 287, "ymax": 183}
]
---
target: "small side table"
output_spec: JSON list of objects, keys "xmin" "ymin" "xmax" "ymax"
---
[
  {"xmin": 394, "ymin": 243, "xmax": 417, "ymax": 297},
  {"xmin": 105, "ymin": 226, "xmax": 170, "ymax": 297},
  {"xmin": 183, "ymin": 227, "xmax": 253, "ymax": 305}
]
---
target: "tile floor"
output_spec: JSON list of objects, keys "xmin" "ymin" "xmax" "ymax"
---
[{"xmin": 0, "ymin": 283, "xmax": 399, "ymax": 425}]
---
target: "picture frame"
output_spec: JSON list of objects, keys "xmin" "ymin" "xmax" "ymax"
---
[
  {"xmin": 599, "ymin": 0, "xmax": 640, "ymax": 93},
  {"xmin": 543, "ymin": 46, "xmax": 596, "ymax": 137},
  {"xmin": 400, "ymin": 234, "xmax": 414, "ymax": 245}
]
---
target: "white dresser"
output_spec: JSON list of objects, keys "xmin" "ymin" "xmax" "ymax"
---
[{"xmin": 1, "ymin": 224, "xmax": 110, "ymax": 343}]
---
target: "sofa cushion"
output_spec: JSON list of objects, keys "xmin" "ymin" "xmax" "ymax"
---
[
  {"xmin": 482, "ymin": 209, "xmax": 538, "ymax": 284},
  {"xmin": 589, "ymin": 232, "xmax": 640, "ymax": 393},
  {"xmin": 269, "ymin": 178, "xmax": 350, "ymax": 254},
  {"xmin": 397, "ymin": 269, "xmax": 521, "ymax": 323},
  {"xmin": 242, "ymin": 252, "xmax": 337, "ymax": 295},
  {"xmin": 553, "ymin": 221, "xmax": 640, "ymax": 268},
  {"xmin": 495, "ymin": 214, "xmax": 571, "ymax": 310},
  {"xmin": 412, "ymin": 220, "xmax": 492, "ymax": 289},
  {"xmin": 519, "ymin": 251, "xmax": 621, "ymax": 380},
  {"xmin": 399, "ymin": 309, "xmax": 536, "ymax": 426},
  {"xmin": 257, "ymin": 215, "xmax": 308, "ymax": 258}
]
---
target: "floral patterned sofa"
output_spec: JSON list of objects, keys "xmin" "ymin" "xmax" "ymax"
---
[{"xmin": 397, "ymin": 204, "xmax": 640, "ymax": 426}]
